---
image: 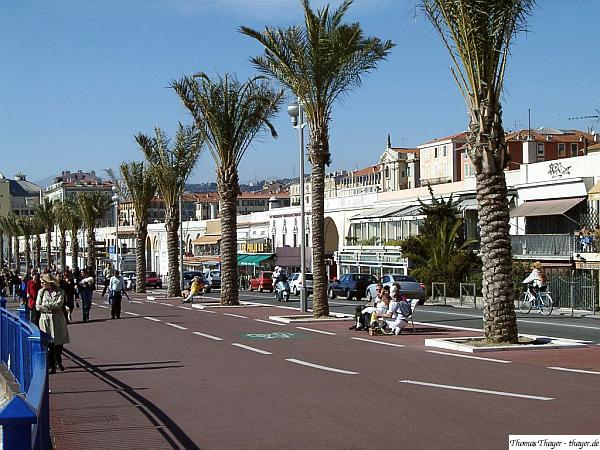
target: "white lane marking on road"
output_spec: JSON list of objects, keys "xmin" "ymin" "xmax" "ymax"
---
[
  {"xmin": 177, "ymin": 306, "xmax": 192, "ymax": 310},
  {"xmin": 423, "ymin": 309, "xmax": 600, "ymax": 331},
  {"xmin": 144, "ymin": 317, "xmax": 161, "ymax": 322},
  {"xmin": 255, "ymin": 319, "xmax": 286, "ymax": 326},
  {"xmin": 231, "ymin": 343, "xmax": 272, "ymax": 355},
  {"xmin": 192, "ymin": 332, "xmax": 223, "ymax": 341},
  {"xmin": 96, "ymin": 305, "xmax": 108, "ymax": 309},
  {"xmin": 159, "ymin": 302, "xmax": 173, "ymax": 307},
  {"xmin": 296, "ymin": 327, "xmax": 336, "ymax": 336},
  {"xmin": 548, "ymin": 366, "xmax": 600, "ymax": 375},
  {"xmin": 131, "ymin": 300, "xmax": 143, "ymax": 304},
  {"xmin": 350, "ymin": 337, "xmax": 405, "ymax": 348},
  {"xmin": 286, "ymin": 359, "xmax": 359, "ymax": 375},
  {"xmin": 223, "ymin": 313, "xmax": 248, "ymax": 319},
  {"xmin": 399, "ymin": 380, "xmax": 553, "ymax": 401},
  {"xmin": 426, "ymin": 350, "xmax": 511, "ymax": 364},
  {"xmin": 125, "ymin": 312, "xmax": 140, "ymax": 316},
  {"xmin": 197, "ymin": 309, "xmax": 217, "ymax": 314},
  {"xmin": 165, "ymin": 322, "xmax": 188, "ymax": 330}
]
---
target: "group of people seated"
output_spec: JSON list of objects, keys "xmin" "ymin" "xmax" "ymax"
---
[
  {"xmin": 349, "ymin": 282, "xmax": 412, "ymax": 335},
  {"xmin": 577, "ymin": 226, "xmax": 597, "ymax": 253}
]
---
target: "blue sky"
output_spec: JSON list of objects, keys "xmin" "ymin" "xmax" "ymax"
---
[{"xmin": 1, "ymin": 0, "xmax": 599, "ymax": 185}]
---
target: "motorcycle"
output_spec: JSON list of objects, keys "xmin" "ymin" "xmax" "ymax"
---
[{"xmin": 275, "ymin": 277, "xmax": 291, "ymax": 302}]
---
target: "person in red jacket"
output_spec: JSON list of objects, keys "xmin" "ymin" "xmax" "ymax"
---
[{"xmin": 27, "ymin": 272, "xmax": 42, "ymax": 326}]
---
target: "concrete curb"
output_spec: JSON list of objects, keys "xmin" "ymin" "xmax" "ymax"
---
[{"xmin": 425, "ymin": 334, "xmax": 588, "ymax": 353}]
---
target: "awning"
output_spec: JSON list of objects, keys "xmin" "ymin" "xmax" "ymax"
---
[
  {"xmin": 237, "ymin": 254, "xmax": 274, "ymax": 266},
  {"xmin": 510, "ymin": 197, "xmax": 584, "ymax": 217},
  {"xmin": 350, "ymin": 204, "xmax": 422, "ymax": 221},
  {"xmin": 588, "ymin": 181, "xmax": 600, "ymax": 201},
  {"xmin": 459, "ymin": 198, "xmax": 478, "ymax": 210},
  {"xmin": 192, "ymin": 235, "xmax": 221, "ymax": 245}
]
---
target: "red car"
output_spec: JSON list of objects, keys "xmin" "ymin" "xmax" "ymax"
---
[
  {"xmin": 249, "ymin": 271, "xmax": 273, "ymax": 292},
  {"xmin": 145, "ymin": 271, "xmax": 163, "ymax": 289}
]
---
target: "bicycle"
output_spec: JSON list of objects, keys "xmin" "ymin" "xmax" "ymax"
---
[{"xmin": 518, "ymin": 284, "xmax": 553, "ymax": 315}]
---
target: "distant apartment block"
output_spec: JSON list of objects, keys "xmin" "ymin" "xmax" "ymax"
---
[
  {"xmin": 0, "ymin": 172, "xmax": 42, "ymax": 217},
  {"xmin": 417, "ymin": 132, "xmax": 467, "ymax": 185}
]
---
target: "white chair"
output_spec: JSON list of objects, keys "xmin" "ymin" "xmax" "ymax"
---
[{"xmin": 409, "ymin": 299, "xmax": 419, "ymax": 332}]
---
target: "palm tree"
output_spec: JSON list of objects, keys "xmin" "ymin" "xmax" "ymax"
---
[
  {"xmin": 0, "ymin": 216, "xmax": 8, "ymax": 267},
  {"xmin": 31, "ymin": 215, "xmax": 44, "ymax": 270},
  {"xmin": 241, "ymin": 0, "xmax": 394, "ymax": 317},
  {"xmin": 53, "ymin": 202, "xmax": 72, "ymax": 271},
  {"xmin": 4, "ymin": 214, "xmax": 20, "ymax": 271},
  {"xmin": 119, "ymin": 161, "xmax": 157, "ymax": 293},
  {"xmin": 35, "ymin": 198, "xmax": 55, "ymax": 269},
  {"xmin": 75, "ymin": 191, "xmax": 113, "ymax": 274},
  {"xmin": 422, "ymin": 0, "xmax": 535, "ymax": 343},
  {"xmin": 136, "ymin": 125, "xmax": 202, "ymax": 298},
  {"xmin": 63, "ymin": 201, "xmax": 83, "ymax": 270},
  {"xmin": 172, "ymin": 73, "xmax": 283, "ymax": 305},
  {"xmin": 17, "ymin": 216, "xmax": 34, "ymax": 273}
]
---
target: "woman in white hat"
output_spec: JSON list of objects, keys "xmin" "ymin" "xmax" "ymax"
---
[{"xmin": 36, "ymin": 273, "xmax": 70, "ymax": 373}]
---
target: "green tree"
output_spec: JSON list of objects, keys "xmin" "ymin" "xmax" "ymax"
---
[
  {"xmin": 119, "ymin": 161, "xmax": 157, "ymax": 293},
  {"xmin": 75, "ymin": 191, "xmax": 113, "ymax": 274},
  {"xmin": 241, "ymin": 0, "xmax": 394, "ymax": 317},
  {"xmin": 53, "ymin": 202, "xmax": 72, "ymax": 271},
  {"xmin": 172, "ymin": 73, "xmax": 283, "ymax": 305},
  {"xmin": 30, "ymin": 215, "xmax": 44, "ymax": 270},
  {"xmin": 3, "ymin": 214, "xmax": 20, "ymax": 270},
  {"xmin": 62, "ymin": 201, "xmax": 83, "ymax": 270},
  {"xmin": 423, "ymin": 0, "xmax": 534, "ymax": 342},
  {"xmin": 35, "ymin": 198, "xmax": 55, "ymax": 269},
  {"xmin": 136, "ymin": 125, "xmax": 202, "ymax": 298},
  {"xmin": 17, "ymin": 216, "xmax": 34, "ymax": 272},
  {"xmin": 0, "ymin": 216, "xmax": 5, "ymax": 266}
]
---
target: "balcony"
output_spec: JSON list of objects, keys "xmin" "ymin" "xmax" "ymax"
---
[{"xmin": 511, "ymin": 234, "xmax": 575, "ymax": 259}]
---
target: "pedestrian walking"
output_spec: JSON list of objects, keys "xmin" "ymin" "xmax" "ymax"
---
[
  {"xmin": 78, "ymin": 268, "xmax": 95, "ymax": 323},
  {"xmin": 108, "ymin": 270, "xmax": 124, "ymax": 319},
  {"xmin": 36, "ymin": 273, "xmax": 70, "ymax": 373},
  {"xmin": 27, "ymin": 273, "xmax": 42, "ymax": 326},
  {"xmin": 101, "ymin": 262, "xmax": 113, "ymax": 298}
]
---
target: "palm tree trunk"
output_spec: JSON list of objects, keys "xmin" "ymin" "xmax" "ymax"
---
[
  {"xmin": 24, "ymin": 237, "xmax": 31, "ymax": 272},
  {"xmin": 59, "ymin": 230, "xmax": 67, "ymax": 271},
  {"xmin": 86, "ymin": 228, "xmax": 95, "ymax": 273},
  {"xmin": 135, "ymin": 226, "xmax": 148, "ymax": 293},
  {"xmin": 218, "ymin": 166, "xmax": 240, "ymax": 306},
  {"xmin": 165, "ymin": 209, "xmax": 181, "ymax": 298},
  {"xmin": 477, "ymin": 172, "xmax": 518, "ymax": 343},
  {"xmin": 35, "ymin": 235, "xmax": 41, "ymax": 269},
  {"xmin": 7, "ymin": 235, "xmax": 13, "ymax": 270},
  {"xmin": 45, "ymin": 229, "xmax": 52, "ymax": 269},
  {"xmin": 13, "ymin": 236, "xmax": 19, "ymax": 272},
  {"xmin": 0, "ymin": 235, "xmax": 4, "ymax": 264},
  {"xmin": 71, "ymin": 230, "xmax": 80, "ymax": 269},
  {"xmin": 308, "ymin": 127, "xmax": 331, "ymax": 318}
]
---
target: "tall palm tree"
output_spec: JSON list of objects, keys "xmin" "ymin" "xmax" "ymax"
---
[
  {"xmin": 241, "ymin": 0, "xmax": 394, "ymax": 317},
  {"xmin": 172, "ymin": 73, "xmax": 283, "ymax": 305},
  {"xmin": 17, "ymin": 216, "xmax": 34, "ymax": 273},
  {"xmin": 75, "ymin": 191, "xmax": 113, "ymax": 274},
  {"xmin": 35, "ymin": 198, "xmax": 55, "ymax": 269},
  {"xmin": 31, "ymin": 215, "xmax": 44, "ymax": 270},
  {"xmin": 120, "ymin": 161, "xmax": 157, "ymax": 293},
  {"xmin": 63, "ymin": 201, "xmax": 83, "ymax": 270},
  {"xmin": 4, "ymin": 214, "xmax": 20, "ymax": 271},
  {"xmin": 0, "ymin": 216, "xmax": 7, "ymax": 267},
  {"xmin": 423, "ymin": 0, "xmax": 535, "ymax": 343},
  {"xmin": 136, "ymin": 125, "xmax": 202, "ymax": 298},
  {"xmin": 53, "ymin": 202, "xmax": 72, "ymax": 271}
]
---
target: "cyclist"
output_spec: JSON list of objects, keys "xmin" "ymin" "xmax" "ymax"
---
[{"xmin": 522, "ymin": 261, "xmax": 547, "ymax": 312}]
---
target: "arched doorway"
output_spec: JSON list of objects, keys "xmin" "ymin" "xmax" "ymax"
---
[{"xmin": 324, "ymin": 217, "xmax": 340, "ymax": 280}]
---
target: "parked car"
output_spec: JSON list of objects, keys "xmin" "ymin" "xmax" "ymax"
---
[
  {"xmin": 328, "ymin": 273, "xmax": 377, "ymax": 301},
  {"xmin": 289, "ymin": 272, "xmax": 313, "ymax": 296},
  {"xmin": 249, "ymin": 271, "xmax": 273, "ymax": 292},
  {"xmin": 365, "ymin": 274, "xmax": 426, "ymax": 303},
  {"xmin": 182, "ymin": 271, "xmax": 211, "ymax": 293},
  {"xmin": 122, "ymin": 271, "xmax": 136, "ymax": 291},
  {"xmin": 145, "ymin": 271, "xmax": 163, "ymax": 289},
  {"xmin": 205, "ymin": 270, "xmax": 221, "ymax": 289}
]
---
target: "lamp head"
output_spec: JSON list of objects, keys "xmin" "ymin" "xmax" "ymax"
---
[{"xmin": 287, "ymin": 102, "xmax": 299, "ymax": 127}]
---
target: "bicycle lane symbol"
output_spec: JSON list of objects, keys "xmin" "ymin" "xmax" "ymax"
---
[{"xmin": 243, "ymin": 332, "xmax": 304, "ymax": 340}]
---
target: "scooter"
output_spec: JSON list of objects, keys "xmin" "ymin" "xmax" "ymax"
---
[{"xmin": 275, "ymin": 279, "xmax": 291, "ymax": 302}]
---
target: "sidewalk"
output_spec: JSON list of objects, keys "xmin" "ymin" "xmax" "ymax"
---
[
  {"xmin": 49, "ymin": 349, "xmax": 190, "ymax": 449},
  {"xmin": 432, "ymin": 296, "xmax": 600, "ymax": 318}
]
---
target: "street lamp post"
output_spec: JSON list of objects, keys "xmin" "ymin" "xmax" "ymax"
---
[
  {"xmin": 287, "ymin": 98, "xmax": 308, "ymax": 313},
  {"xmin": 111, "ymin": 186, "xmax": 120, "ymax": 273},
  {"xmin": 179, "ymin": 194, "xmax": 184, "ymax": 292}
]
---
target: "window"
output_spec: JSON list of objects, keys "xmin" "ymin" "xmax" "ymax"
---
[
  {"xmin": 434, "ymin": 147, "xmax": 438, "ymax": 158},
  {"xmin": 464, "ymin": 163, "xmax": 471, "ymax": 178},
  {"xmin": 558, "ymin": 143, "xmax": 565, "ymax": 157},
  {"xmin": 406, "ymin": 166, "xmax": 411, "ymax": 177},
  {"xmin": 385, "ymin": 166, "xmax": 390, "ymax": 178},
  {"xmin": 443, "ymin": 145, "xmax": 447, "ymax": 157},
  {"xmin": 536, "ymin": 143, "xmax": 544, "ymax": 156},
  {"xmin": 571, "ymin": 143, "xmax": 578, "ymax": 157}
]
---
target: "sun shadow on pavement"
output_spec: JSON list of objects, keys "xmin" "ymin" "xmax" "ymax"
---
[{"xmin": 62, "ymin": 349, "xmax": 199, "ymax": 450}]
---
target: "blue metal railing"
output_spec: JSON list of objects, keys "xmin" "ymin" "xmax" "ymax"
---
[{"xmin": 0, "ymin": 298, "xmax": 51, "ymax": 450}]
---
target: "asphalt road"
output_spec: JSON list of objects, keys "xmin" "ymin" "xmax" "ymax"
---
[{"xmin": 49, "ymin": 289, "xmax": 600, "ymax": 449}]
